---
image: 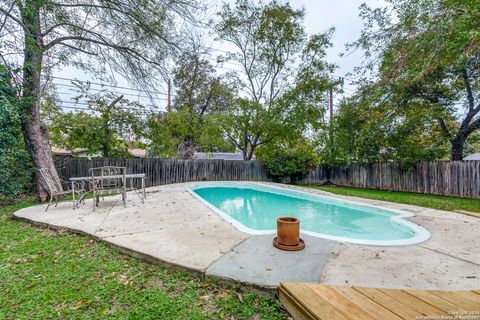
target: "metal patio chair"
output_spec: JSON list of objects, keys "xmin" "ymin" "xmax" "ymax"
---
[
  {"xmin": 38, "ymin": 168, "xmax": 86, "ymax": 212},
  {"xmin": 89, "ymin": 166, "xmax": 127, "ymax": 211}
]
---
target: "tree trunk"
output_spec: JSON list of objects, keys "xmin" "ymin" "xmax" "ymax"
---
[
  {"xmin": 177, "ymin": 138, "xmax": 196, "ymax": 159},
  {"xmin": 242, "ymin": 147, "xmax": 248, "ymax": 161},
  {"xmin": 242, "ymin": 133, "xmax": 249, "ymax": 160},
  {"xmin": 21, "ymin": 2, "xmax": 61, "ymax": 201},
  {"xmin": 450, "ymin": 136, "xmax": 465, "ymax": 161},
  {"xmin": 246, "ymin": 133, "xmax": 260, "ymax": 161},
  {"xmin": 448, "ymin": 67, "xmax": 479, "ymax": 161},
  {"xmin": 246, "ymin": 145, "xmax": 256, "ymax": 160}
]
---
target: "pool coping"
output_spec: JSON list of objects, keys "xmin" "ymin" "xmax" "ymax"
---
[{"xmin": 186, "ymin": 181, "xmax": 431, "ymax": 246}]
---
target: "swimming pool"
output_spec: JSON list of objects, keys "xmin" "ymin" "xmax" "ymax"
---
[{"xmin": 187, "ymin": 182, "xmax": 430, "ymax": 246}]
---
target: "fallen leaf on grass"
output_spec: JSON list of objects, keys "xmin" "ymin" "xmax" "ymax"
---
[
  {"xmin": 100, "ymin": 308, "xmax": 110, "ymax": 316},
  {"xmin": 216, "ymin": 290, "xmax": 229, "ymax": 300},
  {"xmin": 71, "ymin": 300, "xmax": 85, "ymax": 310},
  {"xmin": 237, "ymin": 292, "xmax": 244, "ymax": 303}
]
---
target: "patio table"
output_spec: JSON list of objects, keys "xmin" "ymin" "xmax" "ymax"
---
[{"xmin": 69, "ymin": 173, "xmax": 146, "ymax": 208}]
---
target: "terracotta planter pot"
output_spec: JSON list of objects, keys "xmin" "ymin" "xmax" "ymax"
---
[{"xmin": 276, "ymin": 217, "xmax": 300, "ymax": 246}]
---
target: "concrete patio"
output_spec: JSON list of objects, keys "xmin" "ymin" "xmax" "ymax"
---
[{"xmin": 13, "ymin": 182, "xmax": 480, "ymax": 291}]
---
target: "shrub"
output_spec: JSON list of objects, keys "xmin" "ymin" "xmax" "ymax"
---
[
  {"xmin": 262, "ymin": 149, "xmax": 316, "ymax": 182},
  {"xmin": 0, "ymin": 66, "xmax": 31, "ymax": 203}
]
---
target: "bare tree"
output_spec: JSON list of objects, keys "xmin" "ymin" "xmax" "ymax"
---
[{"xmin": 0, "ymin": 0, "xmax": 200, "ymax": 200}]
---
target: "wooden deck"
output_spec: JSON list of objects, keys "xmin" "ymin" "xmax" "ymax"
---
[{"xmin": 279, "ymin": 282, "xmax": 480, "ymax": 320}]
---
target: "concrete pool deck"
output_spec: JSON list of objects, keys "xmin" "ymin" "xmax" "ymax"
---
[{"xmin": 13, "ymin": 182, "xmax": 480, "ymax": 291}]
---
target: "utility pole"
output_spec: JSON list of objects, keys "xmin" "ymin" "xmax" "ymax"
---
[{"xmin": 167, "ymin": 79, "xmax": 172, "ymax": 113}]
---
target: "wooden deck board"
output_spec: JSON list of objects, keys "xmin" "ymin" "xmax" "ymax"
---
[
  {"xmin": 378, "ymin": 288, "xmax": 448, "ymax": 316},
  {"xmin": 428, "ymin": 290, "xmax": 480, "ymax": 310},
  {"xmin": 306, "ymin": 284, "xmax": 378, "ymax": 320},
  {"xmin": 352, "ymin": 287, "xmax": 422, "ymax": 319},
  {"xmin": 329, "ymin": 286, "xmax": 403, "ymax": 320},
  {"xmin": 278, "ymin": 285, "xmax": 317, "ymax": 320},
  {"xmin": 403, "ymin": 289, "xmax": 465, "ymax": 313},
  {"xmin": 281, "ymin": 282, "xmax": 349, "ymax": 320},
  {"xmin": 279, "ymin": 282, "xmax": 480, "ymax": 320}
]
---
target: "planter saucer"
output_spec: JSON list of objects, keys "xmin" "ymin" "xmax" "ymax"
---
[{"xmin": 272, "ymin": 237, "xmax": 305, "ymax": 251}]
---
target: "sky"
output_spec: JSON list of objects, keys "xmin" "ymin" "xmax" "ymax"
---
[
  {"xmin": 54, "ymin": 0, "xmax": 387, "ymax": 112},
  {"xmin": 292, "ymin": 0, "xmax": 368, "ymax": 81}
]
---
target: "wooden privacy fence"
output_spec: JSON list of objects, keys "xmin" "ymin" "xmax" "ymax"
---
[
  {"xmin": 54, "ymin": 157, "xmax": 480, "ymax": 198},
  {"xmin": 303, "ymin": 160, "xmax": 480, "ymax": 198},
  {"xmin": 53, "ymin": 157, "xmax": 271, "ymax": 188}
]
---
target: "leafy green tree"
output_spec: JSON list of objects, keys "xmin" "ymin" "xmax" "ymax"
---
[
  {"xmin": 215, "ymin": 0, "xmax": 335, "ymax": 160},
  {"xmin": 464, "ymin": 131, "xmax": 480, "ymax": 156},
  {"xmin": 1, "ymin": 0, "xmax": 200, "ymax": 199},
  {"xmin": 350, "ymin": 0, "xmax": 480, "ymax": 160},
  {"xmin": 215, "ymin": 0, "xmax": 306, "ymax": 106},
  {"xmin": 0, "ymin": 65, "xmax": 31, "ymax": 202},
  {"xmin": 146, "ymin": 109, "xmax": 233, "ymax": 158},
  {"xmin": 217, "ymin": 98, "xmax": 272, "ymax": 160},
  {"xmin": 146, "ymin": 113, "xmax": 179, "ymax": 158},
  {"xmin": 170, "ymin": 51, "xmax": 236, "ymax": 158},
  {"xmin": 173, "ymin": 52, "xmax": 235, "ymax": 116},
  {"xmin": 146, "ymin": 50, "xmax": 236, "ymax": 159},
  {"xmin": 47, "ymin": 85, "xmax": 146, "ymax": 157},
  {"xmin": 331, "ymin": 86, "xmax": 449, "ymax": 165}
]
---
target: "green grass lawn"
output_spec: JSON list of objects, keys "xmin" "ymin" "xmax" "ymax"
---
[
  {"xmin": 0, "ymin": 198, "xmax": 286, "ymax": 320},
  {"xmin": 305, "ymin": 186, "xmax": 480, "ymax": 213}
]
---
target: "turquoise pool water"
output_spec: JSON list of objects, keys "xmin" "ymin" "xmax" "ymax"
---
[{"xmin": 190, "ymin": 183, "xmax": 430, "ymax": 245}]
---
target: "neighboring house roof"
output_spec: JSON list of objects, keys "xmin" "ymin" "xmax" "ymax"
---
[
  {"xmin": 51, "ymin": 146, "xmax": 87, "ymax": 155},
  {"xmin": 129, "ymin": 148, "xmax": 146, "ymax": 158},
  {"xmin": 464, "ymin": 152, "xmax": 480, "ymax": 160},
  {"xmin": 193, "ymin": 152, "xmax": 248, "ymax": 160}
]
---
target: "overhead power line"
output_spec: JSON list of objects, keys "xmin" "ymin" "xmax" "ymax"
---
[
  {"xmin": 53, "ymin": 86, "xmax": 175, "ymax": 100},
  {"xmin": 205, "ymin": 46, "xmax": 233, "ymax": 55},
  {"xmin": 55, "ymin": 105, "xmax": 162, "ymax": 115},
  {"xmin": 48, "ymin": 76, "xmax": 169, "ymax": 96},
  {"xmin": 54, "ymin": 100, "xmax": 164, "ymax": 113}
]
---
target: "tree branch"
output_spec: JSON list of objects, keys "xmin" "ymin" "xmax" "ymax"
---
[
  {"xmin": 0, "ymin": 5, "xmax": 27, "ymax": 32},
  {"xmin": 44, "ymin": 35, "xmax": 161, "ymax": 67},
  {"xmin": 254, "ymin": 138, "xmax": 272, "ymax": 148},
  {"xmin": 44, "ymin": 2, "xmax": 178, "ymax": 50},
  {"xmin": 225, "ymin": 132, "xmax": 243, "ymax": 150},
  {"xmin": 42, "ymin": 22, "xmax": 68, "ymax": 36},
  {"xmin": 436, "ymin": 117, "xmax": 451, "ymax": 140},
  {"xmin": 465, "ymin": 117, "xmax": 480, "ymax": 136},
  {"xmin": 462, "ymin": 68, "xmax": 475, "ymax": 112},
  {"xmin": 0, "ymin": 1, "xmax": 15, "ymax": 33},
  {"xmin": 54, "ymin": 42, "xmax": 98, "ymax": 56},
  {"xmin": 44, "ymin": 24, "xmax": 110, "ymax": 44}
]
